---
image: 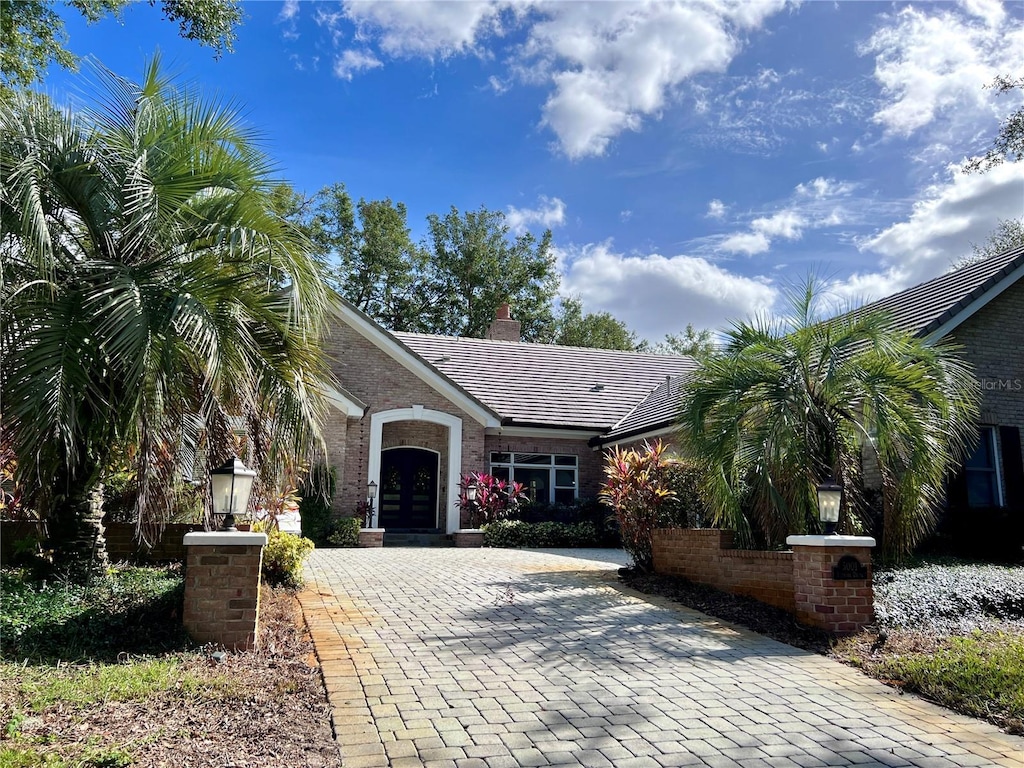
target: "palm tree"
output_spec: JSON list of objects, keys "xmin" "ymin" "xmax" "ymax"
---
[
  {"xmin": 1, "ymin": 57, "xmax": 335, "ymax": 578},
  {"xmin": 678, "ymin": 281, "xmax": 979, "ymax": 561}
]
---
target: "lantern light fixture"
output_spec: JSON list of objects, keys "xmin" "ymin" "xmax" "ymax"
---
[
  {"xmin": 210, "ymin": 456, "xmax": 257, "ymax": 532},
  {"xmin": 816, "ymin": 478, "xmax": 843, "ymax": 536}
]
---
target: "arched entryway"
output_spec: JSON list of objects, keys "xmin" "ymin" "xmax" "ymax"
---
[{"xmin": 379, "ymin": 447, "xmax": 440, "ymax": 529}]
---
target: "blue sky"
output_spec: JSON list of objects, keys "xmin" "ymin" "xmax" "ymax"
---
[{"xmin": 50, "ymin": 0, "xmax": 1024, "ymax": 342}]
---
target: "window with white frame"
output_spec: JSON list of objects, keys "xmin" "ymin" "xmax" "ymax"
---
[
  {"xmin": 489, "ymin": 453, "xmax": 578, "ymax": 505},
  {"xmin": 965, "ymin": 426, "xmax": 1003, "ymax": 508}
]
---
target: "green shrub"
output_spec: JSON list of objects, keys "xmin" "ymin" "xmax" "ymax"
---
[
  {"xmin": 660, "ymin": 460, "xmax": 711, "ymax": 528},
  {"xmin": 0, "ymin": 566, "xmax": 187, "ymax": 662},
  {"xmin": 874, "ymin": 561, "xmax": 1024, "ymax": 630},
  {"xmin": 326, "ymin": 517, "xmax": 361, "ymax": 547},
  {"xmin": 259, "ymin": 529, "xmax": 314, "ymax": 589},
  {"xmin": 483, "ymin": 520, "xmax": 601, "ymax": 548},
  {"xmin": 299, "ymin": 464, "xmax": 336, "ymax": 546}
]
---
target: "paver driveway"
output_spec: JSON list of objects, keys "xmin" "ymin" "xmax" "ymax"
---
[{"xmin": 299, "ymin": 548, "xmax": 1023, "ymax": 768}]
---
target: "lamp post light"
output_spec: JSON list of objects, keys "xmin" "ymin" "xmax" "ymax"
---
[
  {"xmin": 210, "ymin": 456, "xmax": 257, "ymax": 531},
  {"xmin": 816, "ymin": 478, "xmax": 843, "ymax": 536},
  {"xmin": 464, "ymin": 480, "xmax": 479, "ymax": 528},
  {"xmin": 366, "ymin": 480, "xmax": 378, "ymax": 527}
]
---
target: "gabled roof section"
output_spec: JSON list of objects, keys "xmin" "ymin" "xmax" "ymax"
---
[
  {"xmin": 853, "ymin": 244, "xmax": 1024, "ymax": 340},
  {"xmin": 598, "ymin": 375, "xmax": 688, "ymax": 445},
  {"xmin": 327, "ymin": 300, "xmax": 502, "ymax": 428},
  {"xmin": 394, "ymin": 332, "xmax": 699, "ymax": 430}
]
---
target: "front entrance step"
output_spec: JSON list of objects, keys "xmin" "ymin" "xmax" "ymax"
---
[{"xmin": 383, "ymin": 532, "xmax": 454, "ymax": 548}]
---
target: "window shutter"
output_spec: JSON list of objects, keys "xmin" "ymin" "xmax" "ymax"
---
[{"xmin": 999, "ymin": 426, "xmax": 1024, "ymax": 512}]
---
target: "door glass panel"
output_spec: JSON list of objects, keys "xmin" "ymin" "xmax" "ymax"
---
[
  {"xmin": 490, "ymin": 452, "xmax": 511, "ymax": 464},
  {"xmin": 491, "ymin": 466, "xmax": 510, "ymax": 482}
]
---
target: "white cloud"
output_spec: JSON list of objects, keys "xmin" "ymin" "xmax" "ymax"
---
[
  {"xmin": 720, "ymin": 231, "xmax": 771, "ymax": 256},
  {"xmin": 505, "ymin": 195, "xmax": 566, "ymax": 235},
  {"xmin": 333, "ymin": 50, "xmax": 383, "ymax": 80},
  {"xmin": 559, "ymin": 242, "xmax": 777, "ymax": 339},
  {"xmin": 342, "ymin": 0, "xmax": 508, "ymax": 58},
  {"xmin": 751, "ymin": 210, "xmax": 806, "ymax": 239},
  {"xmin": 862, "ymin": 161, "xmax": 1024, "ymax": 286},
  {"xmin": 705, "ymin": 199, "xmax": 727, "ymax": 220},
  {"xmin": 860, "ymin": 5, "xmax": 1022, "ymax": 140},
  {"xmin": 620, "ymin": 210, "xmax": 633, "ymax": 222},
  {"xmin": 279, "ymin": 0, "xmax": 299, "ymax": 21},
  {"xmin": 319, "ymin": 0, "xmax": 791, "ymax": 158}
]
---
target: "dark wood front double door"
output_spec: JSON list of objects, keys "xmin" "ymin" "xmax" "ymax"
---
[{"xmin": 379, "ymin": 448, "xmax": 439, "ymax": 530}]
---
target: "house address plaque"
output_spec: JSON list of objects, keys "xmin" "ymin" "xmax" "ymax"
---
[{"xmin": 832, "ymin": 554, "xmax": 868, "ymax": 580}]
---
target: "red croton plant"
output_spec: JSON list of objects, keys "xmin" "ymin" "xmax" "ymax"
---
[
  {"xmin": 458, "ymin": 472, "xmax": 528, "ymax": 528},
  {"xmin": 600, "ymin": 439, "xmax": 679, "ymax": 571}
]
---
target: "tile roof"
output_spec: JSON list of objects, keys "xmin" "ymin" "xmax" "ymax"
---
[
  {"xmin": 600, "ymin": 375, "xmax": 688, "ymax": 443},
  {"xmin": 852, "ymin": 244, "xmax": 1024, "ymax": 338},
  {"xmin": 600, "ymin": 245, "xmax": 1024, "ymax": 444},
  {"xmin": 393, "ymin": 332, "xmax": 699, "ymax": 430}
]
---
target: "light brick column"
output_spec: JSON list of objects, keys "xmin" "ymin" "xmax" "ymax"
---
[
  {"xmin": 357, "ymin": 528, "xmax": 384, "ymax": 548},
  {"xmin": 182, "ymin": 532, "xmax": 267, "ymax": 651},
  {"xmin": 786, "ymin": 535, "xmax": 875, "ymax": 634}
]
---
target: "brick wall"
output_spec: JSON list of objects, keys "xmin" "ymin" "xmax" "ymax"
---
[
  {"xmin": 651, "ymin": 529, "xmax": 794, "ymax": 612},
  {"xmin": 321, "ymin": 321, "xmax": 486, "ymax": 521},
  {"xmin": 182, "ymin": 532, "xmax": 266, "ymax": 651},
  {"xmin": 652, "ymin": 528, "xmax": 875, "ymax": 633}
]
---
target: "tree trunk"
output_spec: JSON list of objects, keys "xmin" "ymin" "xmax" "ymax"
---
[{"xmin": 48, "ymin": 481, "xmax": 109, "ymax": 581}]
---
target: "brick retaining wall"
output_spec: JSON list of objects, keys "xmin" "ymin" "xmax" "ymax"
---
[{"xmin": 651, "ymin": 528, "xmax": 875, "ymax": 633}]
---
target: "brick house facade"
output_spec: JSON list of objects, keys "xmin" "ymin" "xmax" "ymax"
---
[{"xmin": 320, "ymin": 301, "xmax": 694, "ymax": 532}]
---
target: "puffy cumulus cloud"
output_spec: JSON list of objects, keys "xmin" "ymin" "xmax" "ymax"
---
[
  {"xmin": 505, "ymin": 195, "xmax": 566, "ymax": 234},
  {"xmin": 862, "ymin": 161, "xmax": 1024, "ymax": 286},
  {"xmin": 720, "ymin": 231, "xmax": 771, "ymax": 256},
  {"xmin": 523, "ymin": 1, "xmax": 789, "ymax": 158},
  {"xmin": 333, "ymin": 50, "xmax": 383, "ymax": 80},
  {"xmin": 751, "ymin": 210, "xmax": 806, "ymax": 239},
  {"xmin": 706, "ymin": 199, "xmax": 727, "ymax": 220},
  {"xmin": 559, "ymin": 242, "xmax": 777, "ymax": 339},
  {"xmin": 860, "ymin": 3, "xmax": 1023, "ymax": 139},
  {"xmin": 279, "ymin": 0, "xmax": 299, "ymax": 21},
  {"xmin": 323, "ymin": 0, "xmax": 790, "ymax": 158},
  {"xmin": 342, "ymin": 0, "xmax": 508, "ymax": 58}
]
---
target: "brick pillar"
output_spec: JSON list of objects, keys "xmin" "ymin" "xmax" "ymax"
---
[
  {"xmin": 787, "ymin": 535, "xmax": 875, "ymax": 634},
  {"xmin": 182, "ymin": 532, "xmax": 267, "ymax": 651},
  {"xmin": 358, "ymin": 528, "xmax": 384, "ymax": 548}
]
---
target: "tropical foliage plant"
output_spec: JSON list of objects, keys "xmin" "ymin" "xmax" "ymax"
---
[
  {"xmin": 678, "ymin": 281, "xmax": 979, "ymax": 560},
  {"xmin": 0, "ymin": 57, "xmax": 335, "ymax": 578},
  {"xmin": 600, "ymin": 440, "xmax": 679, "ymax": 571},
  {"xmin": 458, "ymin": 472, "xmax": 528, "ymax": 528}
]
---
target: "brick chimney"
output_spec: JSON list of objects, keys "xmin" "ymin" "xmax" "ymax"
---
[{"xmin": 485, "ymin": 303, "xmax": 521, "ymax": 342}]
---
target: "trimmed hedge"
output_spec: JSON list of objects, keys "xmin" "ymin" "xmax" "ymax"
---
[
  {"xmin": 327, "ymin": 517, "xmax": 361, "ymax": 548},
  {"xmin": 483, "ymin": 520, "xmax": 601, "ymax": 548}
]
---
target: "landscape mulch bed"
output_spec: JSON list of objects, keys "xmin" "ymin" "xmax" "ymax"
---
[{"xmin": 1, "ymin": 588, "xmax": 341, "ymax": 768}]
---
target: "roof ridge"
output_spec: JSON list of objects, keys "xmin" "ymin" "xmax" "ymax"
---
[{"xmin": 393, "ymin": 330, "xmax": 696, "ymax": 361}]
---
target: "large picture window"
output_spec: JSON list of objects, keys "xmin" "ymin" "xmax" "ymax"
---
[
  {"xmin": 489, "ymin": 453, "xmax": 578, "ymax": 505},
  {"xmin": 965, "ymin": 426, "xmax": 1003, "ymax": 508}
]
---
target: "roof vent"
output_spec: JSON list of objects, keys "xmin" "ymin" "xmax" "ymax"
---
[{"xmin": 591, "ymin": 384, "xmax": 605, "ymax": 392}]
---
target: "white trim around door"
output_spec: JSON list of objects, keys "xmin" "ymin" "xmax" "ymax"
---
[{"xmin": 368, "ymin": 407, "xmax": 464, "ymax": 533}]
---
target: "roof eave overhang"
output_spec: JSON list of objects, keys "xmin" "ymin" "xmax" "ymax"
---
[
  {"xmin": 590, "ymin": 421, "xmax": 678, "ymax": 448},
  {"xmin": 923, "ymin": 260, "xmax": 1024, "ymax": 343}
]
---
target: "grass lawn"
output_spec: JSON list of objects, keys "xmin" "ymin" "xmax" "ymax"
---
[
  {"xmin": 623, "ymin": 558, "xmax": 1024, "ymax": 735},
  {"xmin": 0, "ymin": 565, "xmax": 339, "ymax": 768}
]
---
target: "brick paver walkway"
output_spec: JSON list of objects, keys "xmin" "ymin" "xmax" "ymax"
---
[{"xmin": 299, "ymin": 548, "xmax": 1023, "ymax": 768}]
